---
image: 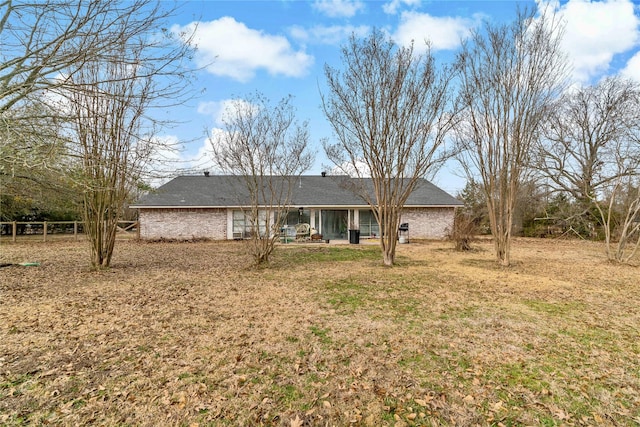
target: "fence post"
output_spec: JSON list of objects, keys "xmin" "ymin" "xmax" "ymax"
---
[
  {"xmin": 43, "ymin": 221, "xmax": 47, "ymax": 242},
  {"xmin": 12, "ymin": 221, "xmax": 16, "ymax": 243},
  {"xmin": 74, "ymin": 221, "xmax": 78, "ymax": 241}
]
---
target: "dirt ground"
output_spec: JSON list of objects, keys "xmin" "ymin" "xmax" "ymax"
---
[{"xmin": 1, "ymin": 237, "xmax": 639, "ymax": 426}]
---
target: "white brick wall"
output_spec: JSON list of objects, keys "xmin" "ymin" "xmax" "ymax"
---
[
  {"xmin": 139, "ymin": 208, "xmax": 227, "ymax": 240},
  {"xmin": 401, "ymin": 207, "xmax": 455, "ymax": 239}
]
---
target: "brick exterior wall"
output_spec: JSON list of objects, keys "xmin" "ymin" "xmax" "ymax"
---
[
  {"xmin": 400, "ymin": 207, "xmax": 455, "ymax": 239},
  {"xmin": 138, "ymin": 206, "xmax": 456, "ymax": 241},
  {"xmin": 139, "ymin": 208, "xmax": 227, "ymax": 240}
]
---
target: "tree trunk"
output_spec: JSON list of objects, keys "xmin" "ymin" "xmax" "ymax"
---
[
  {"xmin": 381, "ymin": 234, "xmax": 397, "ymax": 267},
  {"xmin": 494, "ymin": 232, "xmax": 511, "ymax": 266},
  {"xmin": 487, "ymin": 197, "xmax": 513, "ymax": 266},
  {"xmin": 321, "ymin": 29, "xmax": 455, "ymax": 268}
]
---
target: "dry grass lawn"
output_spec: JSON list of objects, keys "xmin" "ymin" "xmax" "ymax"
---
[{"xmin": 1, "ymin": 237, "xmax": 639, "ymax": 426}]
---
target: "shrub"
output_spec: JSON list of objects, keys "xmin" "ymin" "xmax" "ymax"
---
[{"xmin": 447, "ymin": 213, "xmax": 478, "ymax": 251}]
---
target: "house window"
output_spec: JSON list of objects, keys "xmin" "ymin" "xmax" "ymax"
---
[
  {"xmin": 359, "ymin": 209, "xmax": 380, "ymax": 237},
  {"xmin": 232, "ymin": 210, "xmax": 251, "ymax": 239},
  {"xmin": 232, "ymin": 210, "xmax": 269, "ymax": 238},
  {"xmin": 285, "ymin": 209, "xmax": 310, "ymax": 225}
]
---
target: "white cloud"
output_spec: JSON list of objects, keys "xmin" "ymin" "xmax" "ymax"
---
[
  {"xmin": 143, "ymin": 135, "xmax": 210, "ymax": 186},
  {"xmin": 193, "ymin": 135, "xmax": 218, "ymax": 171},
  {"xmin": 173, "ymin": 17, "xmax": 313, "ymax": 82},
  {"xmin": 196, "ymin": 101, "xmax": 223, "ymax": 124},
  {"xmin": 197, "ymin": 98, "xmax": 259, "ymax": 125},
  {"xmin": 205, "ymin": 127, "xmax": 229, "ymax": 162},
  {"xmin": 393, "ymin": 11, "xmax": 477, "ymax": 52},
  {"xmin": 549, "ymin": 0, "xmax": 640, "ymax": 82},
  {"xmin": 332, "ymin": 160, "xmax": 371, "ymax": 178},
  {"xmin": 197, "ymin": 100, "xmax": 235, "ymax": 126},
  {"xmin": 197, "ymin": 99, "xmax": 266, "ymax": 174},
  {"xmin": 161, "ymin": 135, "xmax": 219, "ymax": 181},
  {"xmin": 290, "ymin": 24, "xmax": 370, "ymax": 45},
  {"xmin": 312, "ymin": 0, "xmax": 364, "ymax": 18},
  {"xmin": 383, "ymin": 0, "xmax": 421, "ymax": 15},
  {"xmin": 621, "ymin": 51, "xmax": 640, "ymax": 82}
]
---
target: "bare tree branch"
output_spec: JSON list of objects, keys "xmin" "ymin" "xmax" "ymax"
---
[
  {"xmin": 538, "ymin": 77, "xmax": 640, "ymax": 262},
  {"xmin": 44, "ymin": 1, "xmax": 197, "ymax": 269},
  {"xmin": 210, "ymin": 93, "xmax": 313, "ymax": 265},
  {"xmin": 455, "ymin": 7, "xmax": 569, "ymax": 266},
  {"xmin": 322, "ymin": 28, "xmax": 456, "ymax": 266}
]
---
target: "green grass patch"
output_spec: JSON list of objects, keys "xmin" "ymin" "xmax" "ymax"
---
[
  {"xmin": 556, "ymin": 326, "xmax": 619, "ymax": 350},
  {"xmin": 378, "ymin": 296, "xmax": 422, "ymax": 319},
  {"xmin": 492, "ymin": 362, "xmax": 551, "ymax": 392},
  {"xmin": 276, "ymin": 246, "xmax": 380, "ymax": 265},
  {"xmin": 71, "ymin": 398, "xmax": 86, "ymax": 409},
  {"xmin": 0, "ymin": 373, "xmax": 33, "ymax": 390},
  {"xmin": 324, "ymin": 278, "xmax": 369, "ymax": 314},
  {"xmin": 523, "ymin": 300, "xmax": 586, "ymax": 315},
  {"xmin": 322, "ymin": 275, "xmax": 431, "ymax": 318},
  {"xmin": 271, "ymin": 383, "xmax": 303, "ymax": 405},
  {"xmin": 397, "ymin": 351, "xmax": 428, "ymax": 369},
  {"xmin": 309, "ymin": 325, "xmax": 332, "ymax": 344}
]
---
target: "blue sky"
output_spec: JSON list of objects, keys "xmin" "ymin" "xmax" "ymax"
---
[{"xmin": 161, "ymin": 0, "xmax": 640, "ymax": 195}]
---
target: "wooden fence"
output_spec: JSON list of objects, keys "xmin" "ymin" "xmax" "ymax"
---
[{"xmin": 0, "ymin": 221, "xmax": 139, "ymax": 242}]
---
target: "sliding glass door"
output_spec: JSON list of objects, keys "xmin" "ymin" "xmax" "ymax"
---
[{"xmin": 321, "ymin": 210, "xmax": 348, "ymax": 240}]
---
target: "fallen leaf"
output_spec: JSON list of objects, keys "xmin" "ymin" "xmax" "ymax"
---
[
  {"xmin": 290, "ymin": 414, "xmax": 303, "ymax": 427},
  {"xmin": 554, "ymin": 409, "xmax": 569, "ymax": 420},
  {"xmin": 365, "ymin": 414, "xmax": 377, "ymax": 426}
]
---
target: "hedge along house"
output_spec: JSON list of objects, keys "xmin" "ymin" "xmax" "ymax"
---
[{"xmin": 130, "ymin": 173, "xmax": 463, "ymax": 241}]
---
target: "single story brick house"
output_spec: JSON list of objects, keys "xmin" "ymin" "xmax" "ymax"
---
[{"xmin": 130, "ymin": 173, "xmax": 462, "ymax": 241}]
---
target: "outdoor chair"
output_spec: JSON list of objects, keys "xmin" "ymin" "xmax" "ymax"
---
[{"xmin": 295, "ymin": 223, "xmax": 311, "ymax": 241}]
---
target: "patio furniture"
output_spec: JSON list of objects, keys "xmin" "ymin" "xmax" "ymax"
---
[
  {"xmin": 295, "ymin": 223, "xmax": 311, "ymax": 241},
  {"xmin": 280, "ymin": 225, "xmax": 296, "ymax": 243}
]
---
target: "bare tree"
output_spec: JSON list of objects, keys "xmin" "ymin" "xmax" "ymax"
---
[
  {"xmin": 612, "ymin": 181, "xmax": 640, "ymax": 263},
  {"xmin": 455, "ymin": 8, "xmax": 568, "ymax": 266},
  {"xmin": 65, "ymin": 55, "xmax": 146, "ymax": 268},
  {"xmin": 211, "ymin": 93, "xmax": 313, "ymax": 265},
  {"xmin": 594, "ymin": 178, "xmax": 640, "ymax": 263},
  {"xmin": 0, "ymin": 1, "xmax": 198, "ymax": 268},
  {"xmin": 0, "ymin": 1, "xmax": 181, "ymax": 114},
  {"xmin": 58, "ymin": 5, "xmax": 195, "ymax": 269},
  {"xmin": 322, "ymin": 29, "xmax": 456, "ymax": 266},
  {"xmin": 0, "ymin": 101, "xmax": 84, "ymax": 242},
  {"xmin": 0, "ymin": 102, "xmax": 67, "ymax": 190},
  {"xmin": 1, "ymin": 1, "xmax": 195, "ymax": 183},
  {"xmin": 537, "ymin": 76, "xmax": 640, "ymax": 260}
]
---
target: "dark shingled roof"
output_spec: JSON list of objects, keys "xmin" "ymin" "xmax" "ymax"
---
[{"xmin": 130, "ymin": 175, "xmax": 463, "ymax": 208}]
